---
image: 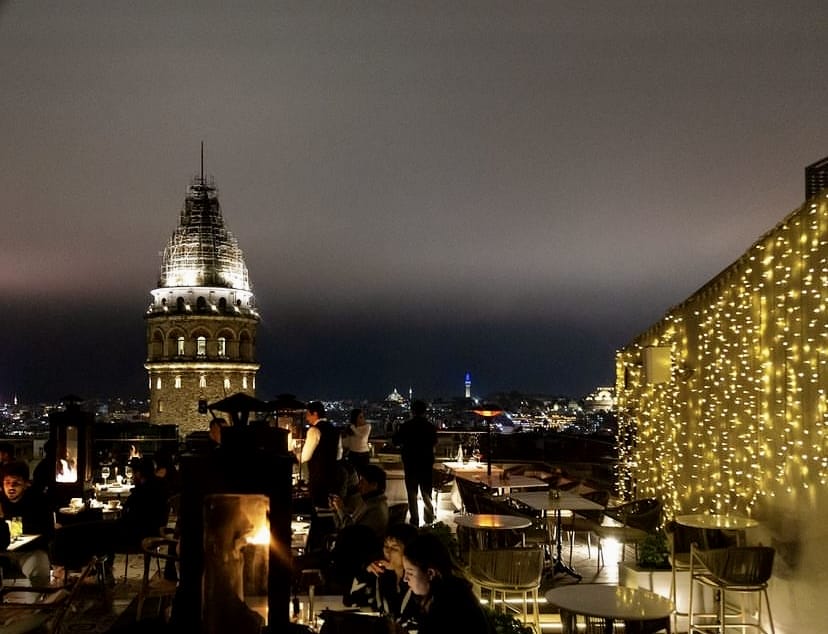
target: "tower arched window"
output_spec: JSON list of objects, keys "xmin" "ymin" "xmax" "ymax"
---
[
  {"xmin": 199, "ymin": 375, "xmax": 206, "ymax": 388},
  {"xmin": 156, "ymin": 377, "xmax": 162, "ymax": 390},
  {"xmin": 175, "ymin": 376, "xmax": 182, "ymax": 389},
  {"xmin": 177, "ymin": 337, "xmax": 185, "ymax": 356},
  {"xmin": 176, "ymin": 297, "xmax": 185, "ymax": 313},
  {"xmin": 219, "ymin": 297, "xmax": 227, "ymax": 311},
  {"xmin": 197, "ymin": 296, "xmax": 207, "ymax": 312},
  {"xmin": 217, "ymin": 337, "xmax": 226, "ymax": 357},
  {"xmin": 242, "ymin": 376, "xmax": 248, "ymax": 390},
  {"xmin": 197, "ymin": 336, "xmax": 207, "ymax": 357},
  {"xmin": 224, "ymin": 378, "xmax": 231, "ymax": 391}
]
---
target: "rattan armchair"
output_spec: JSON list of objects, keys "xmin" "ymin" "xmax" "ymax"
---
[
  {"xmin": 466, "ymin": 545, "xmax": 545, "ymax": 633},
  {"xmin": 688, "ymin": 543, "xmax": 775, "ymax": 634}
]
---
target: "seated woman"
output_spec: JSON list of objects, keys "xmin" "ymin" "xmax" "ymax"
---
[
  {"xmin": 344, "ymin": 523, "xmax": 421, "ymax": 630},
  {"xmin": 403, "ymin": 532, "xmax": 494, "ymax": 634}
]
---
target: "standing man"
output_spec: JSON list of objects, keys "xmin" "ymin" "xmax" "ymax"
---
[
  {"xmin": 300, "ymin": 401, "xmax": 343, "ymax": 509},
  {"xmin": 393, "ymin": 400, "xmax": 437, "ymax": 527}
]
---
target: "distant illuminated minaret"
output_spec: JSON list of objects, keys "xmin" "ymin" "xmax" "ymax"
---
[
  {"xmin": 464, "ymin": 371, "xmax": 471, "ymax": 398},
  {"xmin": 144, "ymin": 148, "xmax": 260, "ymax": 434}
]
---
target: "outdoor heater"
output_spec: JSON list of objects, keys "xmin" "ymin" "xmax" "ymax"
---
[
  {"xmin": 472, "ymin": 402, "xmax": 504, "ymax": 478},
  {"xmin": 47, "ymin": 395, "xmax": 94, "ymax": 507},
  {"xmin": 179, "ymin": 423, "xmax": 292, "ymax": 633}
]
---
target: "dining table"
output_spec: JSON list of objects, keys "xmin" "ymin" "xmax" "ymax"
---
[
  {"xmin": 545, "ymin": 584, "xmax": 673, "ymax": 634},
  {"xmin": 6, "ymin": 534, "xmax": 40, "ymax": 552},
  {"xmin": 453, "ymin": 513, "xmax": 533, "ymax": 552},
  {"xmin": 94, "ymin": 483, "xmax": 134, "ymax": 501},
  {"xmin": 675, "ymin": 513, "xmax": 759, "ymax": 547},
  {"xmin": 511, "ymin": 490, "xmax": 604, "ymax": 581}
]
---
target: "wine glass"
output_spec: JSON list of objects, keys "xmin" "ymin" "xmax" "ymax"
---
[
  {"xmin": 100, "ymin": 465, "xmax": 110, "ymax": 484},
  {"xmin": 124, "ymin": 464, "xmax": 133, "ymax": 485}
]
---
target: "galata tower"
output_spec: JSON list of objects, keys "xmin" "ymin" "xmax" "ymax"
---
[{"xmin": 144, "ymin": 165, "xmax": 260, "ymax": 435}]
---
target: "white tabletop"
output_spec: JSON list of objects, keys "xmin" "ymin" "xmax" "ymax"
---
[
  {"xmin": 512, "ymin": 490, "xmax": 604, "ymax": 513},
  {"xmin": 545, "ymin": 584, "xmax": 673, "ymax": 621},
  {"xmin": 675, "ymin": 513, "xmax": 759, "ymax": 530},
  {"xmin": 454, "ymin": 472, "xmax": 546, "ymax": 490},
  {"xmin": 453, "ymin": 513, "xmax": 532, "ymax": 531},
  {"xmin": 6, "ymin": 534, "xmax": 40, "ymax": 552},
  {"xmin": 443, "ymin": 461, "xmax": 504, "ymax": 477}
]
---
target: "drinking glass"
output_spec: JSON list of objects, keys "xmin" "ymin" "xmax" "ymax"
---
[
  {"xmin": 101, "ymin": 465, "xmax": 110, "ymax": 484},
  {"xmin": 124, "ymin": 465, "xmax": 133, "ymax": 484}
]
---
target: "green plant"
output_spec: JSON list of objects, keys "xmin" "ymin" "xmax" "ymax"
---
[
  {"xmin": 482, "ymin": 607, "xmax": 534, "ymax": 634},
  {"xmin": 422, "ymin": 520, "xmax": 460, "ymax": 562},
  {"xmin": 637, "ymin": 530, "xmax": 671, "ymax": 569}
]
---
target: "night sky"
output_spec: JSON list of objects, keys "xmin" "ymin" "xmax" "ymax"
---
[{"xmin": 2, "ymin": 2, "xmax": 827, "ymax": 404}]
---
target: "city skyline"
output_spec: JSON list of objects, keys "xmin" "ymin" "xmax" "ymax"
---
[{"xmin": 2, "ymin": 2, "xmax": 827, "ymax": 403}]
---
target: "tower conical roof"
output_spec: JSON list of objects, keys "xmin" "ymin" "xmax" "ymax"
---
[{"xmin": 158, "ymin": 175, "xmax": 251, "ymax": 291}]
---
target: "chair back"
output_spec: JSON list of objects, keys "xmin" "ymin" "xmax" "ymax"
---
[
  {"xmin": 455, "ymin": 478, "xmax": 484, "ymax": 513},
  {"xmin": 706, "ymin": 546, "xmax": 775, "ymax": 585},
  {"xmin": 576, "ymin": 490, "xmax": 610, "ymax": 523},
  {"xmin": 467, "ymin": 546, "xmax": 544, "ymax": 590},
  {"xmin": 610, "ymin": 498, "xmax": 661, "ymax": 532}
]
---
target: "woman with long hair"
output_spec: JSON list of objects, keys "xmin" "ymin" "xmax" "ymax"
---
[{"xmin": 402, "ymin": 532, "xmax": 493, "ymax": 633}]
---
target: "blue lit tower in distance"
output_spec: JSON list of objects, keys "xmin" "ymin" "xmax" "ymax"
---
[{"xmin": 465, "ymin": 371, "xmax": 471, "ymax": 398}]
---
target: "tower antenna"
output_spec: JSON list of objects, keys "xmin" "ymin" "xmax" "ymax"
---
[{"xmin": 200, "ymin": 141, "xmax": 204, "ymax": 183}]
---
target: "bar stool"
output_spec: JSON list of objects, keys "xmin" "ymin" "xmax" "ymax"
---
[{"xmin": 688, "ymin": 543, "xmax": 775, "ymax": 634}]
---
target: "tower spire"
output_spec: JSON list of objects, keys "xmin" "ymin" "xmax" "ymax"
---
[{"xmin": 200, "ymin": 141, "xmax": 204, "ymax": 183}]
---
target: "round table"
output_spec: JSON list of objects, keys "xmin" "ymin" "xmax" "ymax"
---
[
  {"xmin": 676, "ymin": 513, "xmax": 758, "ymax": 548},
  {"xmin": 453, "ymin": 514, "xmax": 532, "ymax": 531},
  {"xmin": 454, "ymin": 513, "xmax": 532, "ymax": 552},
  {"xmin": 675, "ymin": 514, "xmax": 758, "ymax": 531},
  {"xmin": 545, "ymin": 584, "xmax": 673, "ymax": 633}
]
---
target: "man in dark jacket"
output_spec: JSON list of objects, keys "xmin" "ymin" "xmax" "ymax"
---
[
  {"xmin": 393, "ymin": 400, "xmax": 437, "ymax": 526},
  {"xmin": 116, "ymin": 456, "xmax": 169, "ymax": 550}
]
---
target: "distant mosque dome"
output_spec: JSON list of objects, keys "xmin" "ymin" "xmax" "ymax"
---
[
  {"xmin": 385, "ymin": 388, "xmax": 406, "ymax": 404},
  {"xmin": 583, "ymin": 387, "xmax": 616, "ymax": 411}
]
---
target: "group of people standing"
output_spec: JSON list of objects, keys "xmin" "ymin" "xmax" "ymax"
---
[
  {"xmin": 300, "ymin": 399, "xmax": 439, "ymax": 529},
  {"xmin": 295, "ymin": 400, "xmax": 492, "ymax": 633}
]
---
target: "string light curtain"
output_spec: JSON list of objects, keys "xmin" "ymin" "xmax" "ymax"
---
[{"xmin": 616, "ymin": 193, "xmax": 828, "ymax": 519}]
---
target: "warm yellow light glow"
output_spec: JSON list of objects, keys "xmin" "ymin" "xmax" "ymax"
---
[{"xmin": 616, "ymin": 194, "xmax": 828, "ymax": 518}]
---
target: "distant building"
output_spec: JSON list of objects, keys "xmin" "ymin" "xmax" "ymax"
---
[
  {"xmin": 144, "ymin": 167, "xmax": 260, "ymax": 435},
  {"xmin": 582, "ymin": 386, "xmax": 615, "ymax": 412},
  {"xmin": 805, "ymin": 154, "xmax": 828, "ymax": 200},
  {"xmin": 464, "ymin": 371, "xmax": 471, "ymax": 398}
]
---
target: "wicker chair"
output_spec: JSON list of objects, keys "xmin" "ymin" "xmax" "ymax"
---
[
  {"xmin": 561, "ymin": 489, "xmax": 610, "ymax": 565},
  {"xmin": 688, "ymin": 544, "xmax": 775, "ymax": 634},
  {"xmin": 466, "ymin": 545, "xmax": 545, "ymax": 632},
  {"xmin": 136, "ymin": 536, "xmax": 179, "ymax": 622},
  {"xmin": 594, "ymin": 498, "xmax": 661, "ymax": 570}
]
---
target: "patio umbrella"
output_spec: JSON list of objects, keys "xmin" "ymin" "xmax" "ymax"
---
[
  {"xmin": 267, "ymin": 393, "xmax": 306, "ymax": 412},
  {"xmin": 208, "ymin": 392, "xmax": 271, "ymax": 426}
]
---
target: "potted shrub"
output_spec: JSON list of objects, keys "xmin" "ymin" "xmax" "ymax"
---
[
  {"xmin": 637, "ymin": 530, "xmax": 671, "ymax": 570},
  {"xmin": 482, "ymin": 607, "xmax": 534, "ymax": 634}
]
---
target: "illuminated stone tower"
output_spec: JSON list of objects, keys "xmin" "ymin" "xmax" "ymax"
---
[
  {"xmin": 144, "ymin": 168, "xmax": 260, "ymax": 434},
  {"xmin": 464, "ymin": 371, "xmax": 471, "ymax": 398}
]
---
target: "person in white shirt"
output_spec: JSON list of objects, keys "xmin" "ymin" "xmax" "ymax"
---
[
  {"xmin": 299, "ymin": 401, "xmax": 343, "ymax": 508},
  {"xmin": 344, "ymin": 408, "xmax": 372, "ymax": 473}
]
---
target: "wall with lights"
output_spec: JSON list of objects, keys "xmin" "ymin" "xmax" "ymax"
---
[{"xmin": 616, "ymin": 192, "xmax": 828, "ymax": 633}]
